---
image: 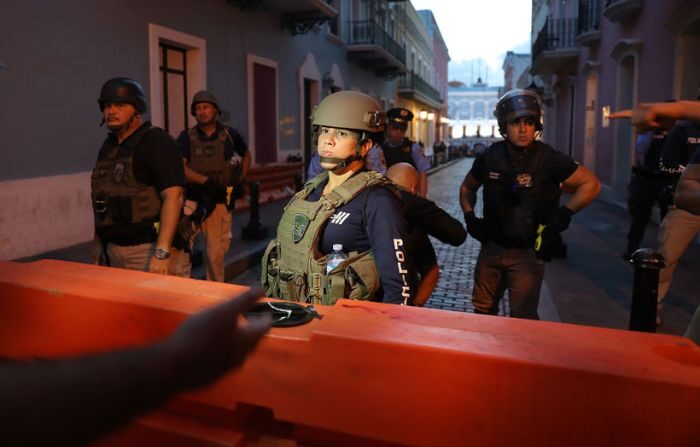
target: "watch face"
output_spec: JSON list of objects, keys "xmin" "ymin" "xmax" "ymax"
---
[{"xmin": 154, "ymin": 248, "xmax": 170, "ymax": 260}]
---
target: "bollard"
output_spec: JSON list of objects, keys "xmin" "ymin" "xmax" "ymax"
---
[
  {"xmin": 294, "ymin": 173, "xmax": 304, "ymax": 192},
  {"xmin": 241, "ymin": 180, "xmax": 269, "ymax": 240},
  {"xmin": 629, "ymin": 248, "xmax": 665, "ymax": 332}
]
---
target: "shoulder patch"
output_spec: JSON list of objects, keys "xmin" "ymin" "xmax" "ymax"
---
[{"xmin": 291, "ymin": 213, "xmax": 311, "ymax": 243}]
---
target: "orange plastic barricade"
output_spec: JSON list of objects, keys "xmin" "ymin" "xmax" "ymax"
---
[{"xmin": 0, "ymin": 260, "xmax": 699, "ymax": 447}]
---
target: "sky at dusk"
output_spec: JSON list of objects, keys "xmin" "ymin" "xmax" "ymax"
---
[{"xmin": 411, "ymin": 0, "xmax": 532, "ymax": 86}]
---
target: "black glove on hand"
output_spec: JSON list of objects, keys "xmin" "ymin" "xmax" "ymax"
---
[
  {"xmin": 464, "ymin": 211, "xmax": 487, "ymax": 243},
  {"xmin": 548, "ymin": 205, "xmax": 575, "ymax": 234},
  {"xmin": 203, "ymin": 177, "xmax": 227, "ymax": 202}
]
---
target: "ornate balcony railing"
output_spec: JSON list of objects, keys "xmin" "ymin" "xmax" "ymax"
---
[
  {"xmin": 533, "ymin": 17, "xmax": 578, "ymax": 62},
  {"xmin": 578, "ymin": 0, "xmax": 600, "ymax": 35},
  {"xmin": 398, "ymin": 72, "xmax": 442, "ymax": 104},
  {"xmin": 347, "ymin": 20, "xmax": 406, "ymax": 65}
]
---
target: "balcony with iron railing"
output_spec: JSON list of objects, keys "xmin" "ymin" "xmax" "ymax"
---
[
  {"xmin": 531, "ymin": 17, "xmax": 580, "ymax": 76},
  {"xmin": 398, "ymin": 72, "xmax": 442, "ymax": 106},
  {"xmin": 227, "ymin": 0, "xmax": 338, "ymax": 35},
  {"xmin": 603, "ymin": 0, "xmax": 643, "ymax": 22},
  {"xmin": 346, "ymin": 20, "xmax": 407, "ymax": 76},
  {"xmin": 577, "ymin": 0, "xmax": 601, "ymax": 46}
]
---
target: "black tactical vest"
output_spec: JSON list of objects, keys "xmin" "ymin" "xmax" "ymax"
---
[
  {"xmin": 481, "ymin": 141, "xmax": 560, "ymax": 248},
  {"xmin": 382, "ymin": 137, "xmax": 415, "ymax": 168},
  {"xmin": 91, "ymin": 125, "xmax": 161, "ymax": 243},
  {"xmin": 188, "ymin": 127, "xmax": 229, "ymax": 187}
]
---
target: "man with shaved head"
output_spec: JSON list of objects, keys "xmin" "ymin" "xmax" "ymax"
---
[{"xmin": 387, "ymin": 163, "xmax": 466, "ymax": 305}]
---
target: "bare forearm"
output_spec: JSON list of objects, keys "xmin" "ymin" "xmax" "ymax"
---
[
  {"xmin": 564, "ymin": 179, "xmax": 601, "ymax": 212},
  {"xmin": 156, "ymin": 187, "xmax": 184, "ymax": 250},
  {"xmin": 418, "ymin": 172, "xmax": 428, "ymax": 197},
  {"xmin": 184, "ymin": 162, "xmax": 207, "ymax": 185},
  {"xmin": 242, "ymin": 151, "xmax": 251, "ymax": 178},
  {"xmin": 0, "ymin": 344, "xmax": 178, "ymax": 446},
  {"xmin": 414, "ymin": 263, "xmax": 439, "ymax": 307},
  {"xmin": 459, "ymin": 184, "xmax": 476, "ymax": 213}
]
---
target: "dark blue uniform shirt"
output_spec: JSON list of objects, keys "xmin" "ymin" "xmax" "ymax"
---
[{"xmin": 306, "ymin": 173, "xmax": 415, "ymax": 304}]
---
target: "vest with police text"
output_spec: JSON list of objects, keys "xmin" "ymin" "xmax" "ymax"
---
[{"xmin": 261, "ymin": 171, "xmax": 395, "ymax": 305}]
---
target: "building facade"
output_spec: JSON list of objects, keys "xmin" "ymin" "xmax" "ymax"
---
[
  {"xmin": 502, "ymin": 51, "xmax": 532, "ymax": 91},
  {"xmin": 448, "ymin": 79, "xmax": 500, "ymax": 142},
  {"xmin": 418, "ymin": 10, "xmax": 451, "ymax": 145},
  {"xmin": 530, "ymin": 0, "xmax": 700, "ymax": 202},
  {"xmin": 0, "ymin": 0, "xmax": 448, "ymax": 260}
]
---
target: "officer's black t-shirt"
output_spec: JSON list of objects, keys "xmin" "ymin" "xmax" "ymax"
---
[
  {"xmin": 176, "ymin": 122, "xmax": 248, "ymax": 161},
  {"xmin": 306, "ymin": 174, "xmax": 414, "ymax": 305},
  {"xmin": 470, "ymin": 141, "xmax": 578, "ymax": 186},
  {"xmin": 126, "ymin": 126, "xmax": 186, "ymax": 192}
]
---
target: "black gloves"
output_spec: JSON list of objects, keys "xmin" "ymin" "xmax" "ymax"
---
[
  {"xmin": 203, "ymin": 177, "xmax": 227, "ymax": 202},
  {"xmin": 536, "ymin": 206, "xmax": 574, "ymax": 261},
  {"xmin": 464, "ymin": 211, "xmax": 487, "ymax": 243},
  {"xmin": 547, "ymin": 205, "xmax": 575, "ymax": 234}
]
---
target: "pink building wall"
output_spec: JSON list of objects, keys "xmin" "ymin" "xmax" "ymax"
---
[{"xmin": 573, "ymin": 2, "xmax": 677, "ymax": 186}]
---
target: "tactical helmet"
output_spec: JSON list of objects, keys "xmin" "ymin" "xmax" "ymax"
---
[
  {"xmin": 191, "ymin": 90, "xmax": 220, "ymax": 116},
  {"xmin": 494, "ymin": 89, "xmax": 543, "ymax": 134},
  {"xmin": 98, "ymin": 78, "xmax": 148, "ymax": 114},
  {"xmin": 311, "ymin": 91, "xmax": 385, "ymax": 134}
]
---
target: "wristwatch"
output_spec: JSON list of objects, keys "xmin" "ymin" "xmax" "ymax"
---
[{"xmin": 154, "ymin": 248, "xmax": 170, "ymax": 260}]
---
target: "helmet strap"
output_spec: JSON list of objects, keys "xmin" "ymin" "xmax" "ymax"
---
[{"xmin": 319, "ymin": 138, "xmax": 368, "ymax": 174}]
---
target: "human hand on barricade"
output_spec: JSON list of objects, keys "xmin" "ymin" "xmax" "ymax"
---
[{"xmin": 161, "ymin": 288, "xmax": 271, "ymax": 391}]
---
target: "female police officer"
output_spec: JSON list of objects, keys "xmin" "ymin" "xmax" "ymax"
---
[{"xmin": 262, "ymin": 91, "xmax": 414, "ymax": 305}]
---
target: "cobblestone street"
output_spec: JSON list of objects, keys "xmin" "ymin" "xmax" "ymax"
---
[{"xmin": 231, "ymin": 158, "xmax": 699, "ymax": 335}]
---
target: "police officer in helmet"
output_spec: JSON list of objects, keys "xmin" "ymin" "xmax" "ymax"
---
[
  {"xmin": 262, "ymin": 91, "xmax": 415, "ymax": 305},
  {"xmin": 459, "ymin": 89, "xmax": 600, "ymax": 319},
  {"xmin": 382, "ymin": 108, "xmax": 431, "ymax": 197},
  {"xmin": 176, "ymin": 90, "xmax": 250, "ymax": 282},
  {"xmin": 91, "ymin": 78, "xmax": 187, "ymax": 275}
]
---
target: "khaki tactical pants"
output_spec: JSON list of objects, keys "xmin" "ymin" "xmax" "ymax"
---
[
  {"xmin": 200, "ymin": 203, "xmax": 233, "ymax": 282},
  {"xmin": 106, "ymin": 242, "xmax": 191, "ymax": 278},
  {"xmin": 657, "ymin": 206, "xmax": 700, "ymax": 305}
]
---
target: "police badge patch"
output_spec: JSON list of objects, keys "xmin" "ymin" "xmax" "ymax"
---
[
  {"xmin": 113, "ymin": 162, "xmax": 125, "ymax": 184},
  {"xmin": 292, "ymin": 213, "xmax": 311, "ymax": 243}
]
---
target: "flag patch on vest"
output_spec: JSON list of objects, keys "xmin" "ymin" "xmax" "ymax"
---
[
  {"xmin": 488, "ymin": 171, "xmax": 500, "ymax": 180},
  {"xmin": 292, "ymin": 213, "xmax": 311, "ymax": 243}
]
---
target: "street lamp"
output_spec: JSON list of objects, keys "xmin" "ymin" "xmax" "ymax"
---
[
  {"xmin": 427, "ymin": 112, "xmax": 435, "ymax": 121},
  {"xmin": 419, "ymin": 110, "xmax": 428, "ymax": 120}
]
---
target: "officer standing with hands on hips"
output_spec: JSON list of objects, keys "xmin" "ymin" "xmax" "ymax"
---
[
  {"xmin": 460, "ymin": 89, "xmax": 600, "ymax": 319},
  {"xmin": 177, "ymin": 90, "xmax": 251, "ymax": 282},
  {"xmin": 382, "ymin": 108, "xmax": 431, "ymax": 196},
  {"xmin": 262, "ymin": 91, "xmax": 415, "ymax": 305},
  {"xmin": 91, "ymin": 78, "xmax": 187, "ymax": 276}
]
